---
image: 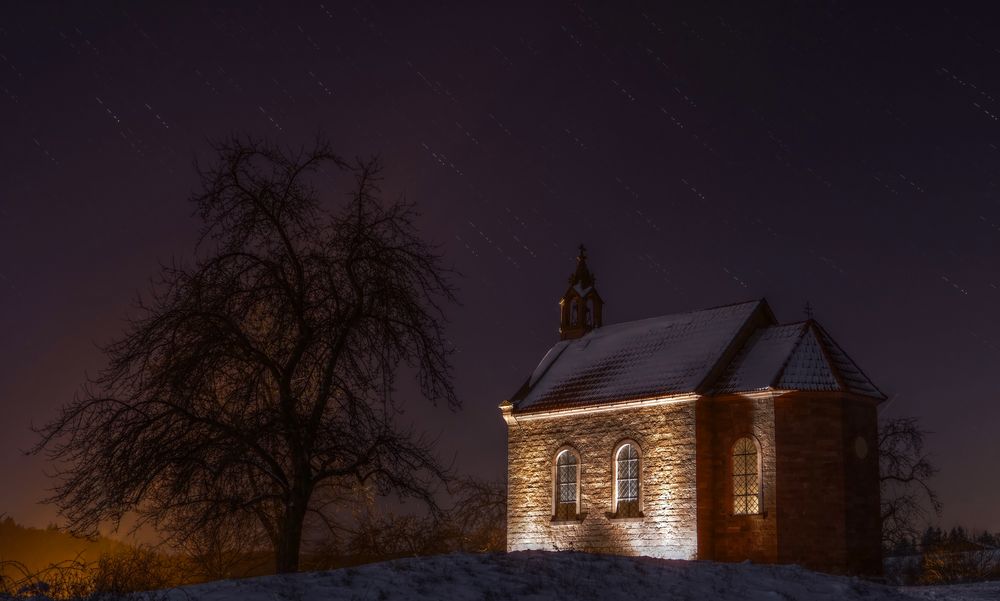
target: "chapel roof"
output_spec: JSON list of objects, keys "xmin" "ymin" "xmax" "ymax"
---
[
  {"xmin": 509, "ymin": 299, "xmax": 884, "ymax": 414},
  {"xmin": 713, "ymin": 320, "xmax": 884, "ymax": 398}
]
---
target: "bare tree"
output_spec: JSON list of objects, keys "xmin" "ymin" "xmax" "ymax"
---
[
  {"xmin": 303, "ymin": 477, "xmax": 505, "ymax": 568},
  {"xmin": 175, "ymin": 511, "xmax": 266, "ymax": 582},
  {"xmin": 33, "ymin": 135, "xmax": 458, "ymax": 573},
  {"xmin": 879, "ymin": 416, "xmax": 941, "ymax": 551},
  {"xmin": 445, "ymin": 478, "xmax": 506, "ymax": 553},
  {"xmin": 344, "ymin": 510, "xmax": 446, "ymax": 563}
]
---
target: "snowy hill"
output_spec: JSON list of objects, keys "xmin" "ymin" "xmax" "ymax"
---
[{"xmin": 165, "ymin": 552, "xmax": 1000, "ymax": 601}]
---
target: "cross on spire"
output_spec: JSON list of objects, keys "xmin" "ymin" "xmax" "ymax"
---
[
  {"xmin": 559, "ymin": 244, "xmax": 603, "ymax": 340},
  {"xmin": 568, "ymin": 243, "xmax": 595, "ymax": 288}
]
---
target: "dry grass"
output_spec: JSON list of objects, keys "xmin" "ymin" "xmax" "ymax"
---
[{"xmin": 1, "ymin": 547, "xmax": 183, "ymax": 600}]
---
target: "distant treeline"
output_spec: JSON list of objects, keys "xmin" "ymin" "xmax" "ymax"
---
[
  {"xmin": 884, "ymin": 525, "xmax": 1000, "ymax": 585},
  {"xmin": 0, "ymin": 517, "xmax": 127, "ymax": 574},
  {"xmin": 886, "ymin": 525, "xmax": 1000, "ymax": 557}
]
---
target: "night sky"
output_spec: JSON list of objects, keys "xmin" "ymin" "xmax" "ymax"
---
[{"xmin": 2, "ymin": 3, "xmax": 999, "ymax": 535}]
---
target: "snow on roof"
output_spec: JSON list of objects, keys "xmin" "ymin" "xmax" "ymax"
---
[
  {"xmin": 812, "ymin": 323, "xmax": 885, "ymax": 398},
  {"xmin": 713, "ymin": 324, "xmax": 807, "ymax": 394},
  {"xmin": 528, "ymin": 340, "xmax": 570, "ymax": 387},
  {"xmin": 773, "ymin": 324, "xmax": 841, "ymax": 390},
  {"xmin": 715, "ymin": 321, "xmax": 885, "ymax": 399},
  {"xmin": 512, "ymin": 300, "xmax": 765, "ymax": 412},
  {"xmin": 512, "ymin": 301, "xmax": 885, "ymax": 414}
]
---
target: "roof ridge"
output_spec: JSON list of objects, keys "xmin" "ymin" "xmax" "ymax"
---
[
  {"xmin": 527, "ymin": 342, "xmax": 570, "ymax": 389},
  {"xmin": 688, "ymin": 298, "xmax": 766, "ymax": 313},
  {"xmin": 768, "ymin": 321, "xmax": 811, "ymax": 389},
  {"xmin": 811, "ymin": 321, "xmax": 887, "ymax": 401},
  {"xmin": 583, "ymin": 298, "xmax": 765, "ymax": 334},
  {"xmin": 807, "ymin": 321, "xmax": 847, "ymax": 390}
]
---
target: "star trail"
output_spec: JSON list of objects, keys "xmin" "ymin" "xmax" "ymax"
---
[{"xmin": 1, "ymin": 2, "xmax": 998, "ymax": 535}]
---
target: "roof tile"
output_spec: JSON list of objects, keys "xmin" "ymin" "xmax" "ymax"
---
[
  {"xmin": 512, "ymin": 300, "xmax": 764, "ymax": 412},
  {"xmin": 511, "ymin": 301, "xmax": 885, "ymax": 415}
]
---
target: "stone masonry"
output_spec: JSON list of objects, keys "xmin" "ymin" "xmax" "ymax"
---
[{"xmin": 506, "ymin": 400, "xmax": 699, "ymax": 559}]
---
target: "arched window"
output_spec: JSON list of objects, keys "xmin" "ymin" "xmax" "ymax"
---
[
  {"xmin": 732, "ymin": 437, "xmax": 761, "ymax": 515},
  {"xmin": 614, "ymin": 442, "xmax": 640, "ymax": 517},
  {"xmin": 570, "ymin": 302, "xmax": 579, "ymax": 326},
  {"xmin": 554, "ymin": 449, "xmax": 579, "ymax": 520}
]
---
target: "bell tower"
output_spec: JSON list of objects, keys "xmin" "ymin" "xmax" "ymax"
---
[{"xmin": 559, "ymin": 245, "xmax": 604, "ymax": 340}]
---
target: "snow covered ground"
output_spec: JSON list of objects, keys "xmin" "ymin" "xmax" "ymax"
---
[
  {"xmin": 903, "ymin": 580, "xmax": 1000, "ymax": 601},
  {"xmin": 161, "ymin": 551, "xmax": 1000, "ymax": 601}
]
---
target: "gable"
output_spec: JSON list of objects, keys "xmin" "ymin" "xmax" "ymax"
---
[
  {"xmin": 511, "ymin": 300, "xmax": 771, "ymax": 413},
  {"xmin": 810, "ymin": 324, "xmax": 885, "ymax": 398},
  {"xmin": 774, "ymin": 325, "xmax": 841, "ymax": 390},
  {"xmin": 714, "ymin": 321, "xmax": 885, "ymax": 399}
]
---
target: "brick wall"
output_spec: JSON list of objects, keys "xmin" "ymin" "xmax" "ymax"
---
[
  {"xmin": 773, "ymin": 392, "xmax": 882, "ymax": 575},
  {"xmin": 841, "ymin": 398, "xmax": 882, "ymax": 574},
  {"xmin": 774, "ymin": 393, "xmax": 846, "ymax": 571},
  {"xmin": 696, "ymin": 395, "xmax": 778, "ymax": 563},
  {"xmin": 506, "ymin": 400, "xmax": 699, "ymax": 559}
]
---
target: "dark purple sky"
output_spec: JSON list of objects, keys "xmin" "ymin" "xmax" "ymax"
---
[{"xmin": 1, "ymin": 2, "xmax": 999, "ymax": 534}]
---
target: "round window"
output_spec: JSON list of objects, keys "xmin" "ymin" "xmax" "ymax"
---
[{"xmin": 854, "ymin": 436, "xmax": 869, "ymax": 459}]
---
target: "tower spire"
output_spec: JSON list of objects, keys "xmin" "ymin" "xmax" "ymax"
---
[
  {"xmin": 559, "ymin": 244, "xmax": 603, "ymax": 340},
  {"xmin": 568, "ymin": 245, "xmax": 595, "ymax": 289}
]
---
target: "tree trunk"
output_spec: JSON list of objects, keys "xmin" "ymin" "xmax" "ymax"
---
[{"xmin": 275, "ymin": 493, "xmax": 308, "ymax": 573}]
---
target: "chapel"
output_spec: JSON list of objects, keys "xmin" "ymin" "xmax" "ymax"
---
[{"xmin": 500, "ymin": 248, "xmax": 884, "ymax": 574}]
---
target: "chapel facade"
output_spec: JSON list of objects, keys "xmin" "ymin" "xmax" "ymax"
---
[{"xmin": 500, "ymin": 249, "xmax": 884, "ymax": 574}]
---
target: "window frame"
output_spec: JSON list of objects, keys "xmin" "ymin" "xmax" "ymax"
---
[
  {"xmin": 611, "ymin": 440, "xmax": 642, "ymax": 517},
  {"xmin": 552, "ymin": 446, "xmax": 581, "ymax": 520},
  {"xmin": 731, "ymin": 435, "xmax": 763, "ymax": 516}
]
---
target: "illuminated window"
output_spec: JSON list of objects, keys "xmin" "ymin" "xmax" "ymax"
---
[
  {"xmin": 732, "ymin": 437, "xmax": 761, "ymax": 515},
  {"xmin": 554, "ymin": 449, "xmax": 579, "ymax": 520},
  {"xmin": 614, "ymin": 443, "xmax": 640, "ymax": 517}
]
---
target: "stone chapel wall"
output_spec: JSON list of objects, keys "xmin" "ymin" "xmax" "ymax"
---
[{"xmin": 506, "ymin": 400, "xmax": 699, "ymax": 559}]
